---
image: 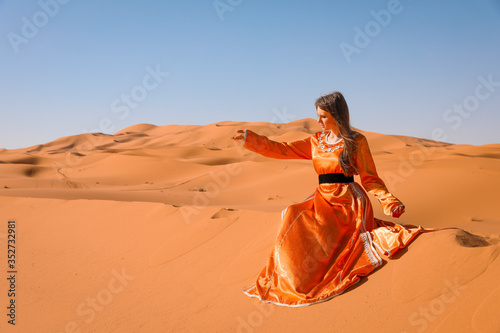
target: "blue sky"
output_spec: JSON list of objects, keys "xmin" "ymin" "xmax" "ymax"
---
[{"xmin": 1, "ymin": 0, "xmax": 499, "ymax": 149}]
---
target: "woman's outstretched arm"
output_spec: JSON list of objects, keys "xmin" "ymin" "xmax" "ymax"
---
[{"xmin": 232, "ymin": 129, "xmax": 312, "ymax": 160}]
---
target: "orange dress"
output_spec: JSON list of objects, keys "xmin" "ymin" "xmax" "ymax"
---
[{"xmin": 241, "ymin": 129, "xmax": 424, "ymax": 307}]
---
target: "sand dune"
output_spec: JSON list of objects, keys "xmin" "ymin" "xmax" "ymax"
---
[{"xmin": 0, "ymin": 118, "xmax": 499, "ymax": 332}]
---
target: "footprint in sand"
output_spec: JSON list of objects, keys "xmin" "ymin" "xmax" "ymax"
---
[
  {"xmin": 148, "ymin": 208, "xmax": 239, "ymax": 267},
  {"xmin": 23, "ymin": 166, "xmax": 43, "ymax": 177}
]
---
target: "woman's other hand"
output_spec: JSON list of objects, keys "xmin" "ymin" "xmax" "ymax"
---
[
  {"xmin": 232, "ymin": 129, "xmax": 245, "ymax": 141},
  {"xmin": 392, "ymin": 204, "xmax": 405, "ymax": 218}
]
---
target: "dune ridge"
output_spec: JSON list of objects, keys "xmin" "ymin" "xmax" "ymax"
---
[{"xmin": 0, "ymin": 119, "xmax": 499, "ymax": 332}]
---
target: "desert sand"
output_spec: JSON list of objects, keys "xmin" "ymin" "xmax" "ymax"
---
[{"xmin": 1, "ymin": 118, "xmax": 499, "ymax": 333}]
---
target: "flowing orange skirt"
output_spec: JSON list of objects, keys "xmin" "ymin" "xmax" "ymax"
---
[{"xmin": 243, "ymin": 182, "xmax": 424, "ymax": 307}]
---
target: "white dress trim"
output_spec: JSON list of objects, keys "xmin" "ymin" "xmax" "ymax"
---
[
  {"xmin": 243, "ymin": 279, "xmax": 361, "ymax": 307},
  {"xmin": 348, "ymin": 182, "xmax": 383, "ymax": 267}
]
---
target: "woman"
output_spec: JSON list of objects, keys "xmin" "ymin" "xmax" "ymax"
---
[{"xmin": 231, "ymin": 91, "xmax": 423, "ymax": 307}]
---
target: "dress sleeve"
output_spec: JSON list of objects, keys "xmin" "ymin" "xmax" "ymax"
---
[
  {"xmin": 242, "ymin": 129, "xmax": 312, "ymax": 160},
  {"xmin": 355, "ymin": 136, "xmax": 404, "ymax": 216}
]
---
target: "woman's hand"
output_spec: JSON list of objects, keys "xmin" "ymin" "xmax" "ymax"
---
[
  {"xmin": 392, "ymin": 204, "xmax": 405, "ymax": 218},
  {"xmin": 232, "ymin": 129, "xmax": 245, "ymax": 141}
]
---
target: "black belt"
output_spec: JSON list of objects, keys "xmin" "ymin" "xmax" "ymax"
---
[{"xmin": 319, "ymin": 173, "xmax": 354, "ymax": 184}]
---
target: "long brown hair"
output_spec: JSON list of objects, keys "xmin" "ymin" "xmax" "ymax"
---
[{"xmin": 315, "ymin": 92, "xmax": 357, "ymax": 176}]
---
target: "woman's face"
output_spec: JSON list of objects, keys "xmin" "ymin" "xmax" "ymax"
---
[{"xmin": 316, "ymin": 107, "xmax": 339, "ymax": 132}]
